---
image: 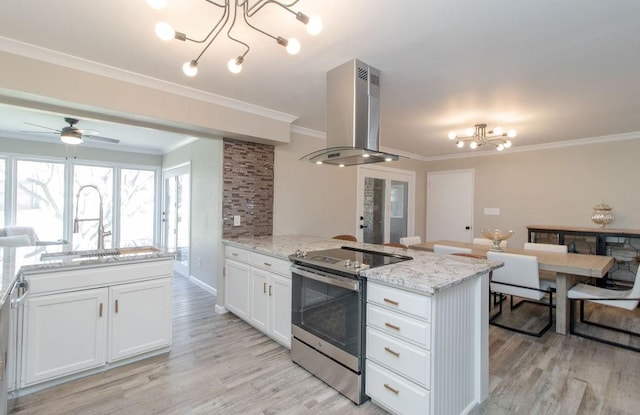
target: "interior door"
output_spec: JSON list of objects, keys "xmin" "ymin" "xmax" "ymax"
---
[
  {"xmin": 357, "ymin": 166, "xmax": 415, "ymax": 244},
  {"xmin": 426, "ymin": 170, "xmax": 474, "ymax": 242}
]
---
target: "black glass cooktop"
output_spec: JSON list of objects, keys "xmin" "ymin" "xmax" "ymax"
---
[{"xmin": 289, "ymin": 246, "xmax": 412, "ymax": 276}]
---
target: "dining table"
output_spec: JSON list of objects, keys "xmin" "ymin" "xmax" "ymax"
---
[{"xmin": 410, "ymin": 240, "xmax": 614, "ymax": 335}]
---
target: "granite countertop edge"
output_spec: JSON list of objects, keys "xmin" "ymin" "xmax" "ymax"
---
[{"xmin": 223, "ymin": 235, "xmax": 499, "ymax": 295}]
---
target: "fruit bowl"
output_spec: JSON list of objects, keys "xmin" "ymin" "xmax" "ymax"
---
[{"xmin": 480, "ymin": 229, "xmax": 514, "ymax": 251}]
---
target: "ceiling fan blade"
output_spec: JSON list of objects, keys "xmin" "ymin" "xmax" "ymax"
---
[
  {"xmin": 78, "ymin": 128, "xmax": 100, "ymax": 135},
  {"xmin": 83, "ymin": 135, "xmax": 120, "ymax": 144},
  {"xmin": 23, "ymin": 122, "xmax": 61, "ymax": 132},
  {"xmin": 19, "ymin": 130, "xmax": 59, "ymax": 134}
]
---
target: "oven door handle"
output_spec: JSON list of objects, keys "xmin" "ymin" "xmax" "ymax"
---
[{"xmin": 291, "ymin": 266, "xmax": 359, "ymax": 292}]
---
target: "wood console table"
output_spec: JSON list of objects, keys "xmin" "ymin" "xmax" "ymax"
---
[{"xmin": 410, "ymin": 240, "xmax": 613, "ymax": 335}]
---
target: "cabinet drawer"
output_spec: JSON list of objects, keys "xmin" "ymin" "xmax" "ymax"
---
[
  {"xmin": 249, "ymin": 252, "xmax": 290, "ymax": 276},
  {"xmin": 225, "ymin": 245, "xmax": 249, "ymax": 262},
  {"xmin": 367, "ymin": 303, "xmax": 431, "ymax": 349},
  {"xmin": 367, "ymin": 282, "xmax": 431, "ymax": 321},
  {"xmin": 366, "ymin": 360, "xmax": 430, "ymax": 415},
  {"xmin": 367, "ymin": 327, "xmax": 430, "ymax": 389}
]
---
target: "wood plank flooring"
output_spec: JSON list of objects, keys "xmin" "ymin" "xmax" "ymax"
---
[{"xmin": 9, "ymin": 276, "xmax": 640, "ymax": 415}]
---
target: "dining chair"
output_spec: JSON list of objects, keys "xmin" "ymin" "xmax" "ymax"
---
[
  {"xmin": 332, "ymin": 234, "xmax": 357, "ymax": 242},
  {"xmin": 399, "ymin": 236, "xmax": 421, "ymax": 246},
  {"xmin": 473, "ymin": 237, "xmax": 508, "ymax": 249},
  {"xmin": 487, "ymin": 251, "xmax": 555, "ymax": 337},
  {"xmin": 433, "ymin": 244, "xmax": 473, "ymax": 255},
  {"xmin": 523, "ymin": 242, "xmax": 567, "ymax": 285},
  {"xmin": 568, "ymin": 266, "xmax": 640, "ymax": 352}
]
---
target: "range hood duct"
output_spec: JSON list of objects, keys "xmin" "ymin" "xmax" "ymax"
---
[{"xmin": 301, "ymin": 59, "xmax": 399, "ymax": 166}]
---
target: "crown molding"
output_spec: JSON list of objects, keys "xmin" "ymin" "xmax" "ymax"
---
[
  {"xmin": 0, "ymin": 36, "xmax": 298, "ymax": 124},
  {"xmin": 290, "ymin": 124, "xmax": 325, "ymax": 139}
]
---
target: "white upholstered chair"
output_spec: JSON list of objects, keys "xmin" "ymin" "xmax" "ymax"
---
[
  {"xmin": 524, "ymin": 242, "xmax": 568, "ymax": 284},
  {"xmin": 568, "ymin": 267, "xmax": 640, "ymax": 352},
  {"xmin": 399, "ymin": 236, "xmax": 421, "ymax": 247},
  {"xmin": 473, "ymin": 237, "xmax": 508, "ymax": 249},
  {"xmin": 487, "ymin": 251, "xmax": 555, "ymax": 337},
  {"xmin": 433, "ymin": 244, "xmax": 473, "ymax": 255}
]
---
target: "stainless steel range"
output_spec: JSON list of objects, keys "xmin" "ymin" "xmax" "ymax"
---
[{"xmin": 289, "ymin": 246, "xmax": 412, "ymax": 404}]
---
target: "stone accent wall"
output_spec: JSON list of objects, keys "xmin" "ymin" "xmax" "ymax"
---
[{"xmin": 222, "ymin": 138, "xmax": 274, "ymax": 238}]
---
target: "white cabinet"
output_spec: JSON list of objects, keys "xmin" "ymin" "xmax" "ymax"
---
[
  {"xmin": 22, "ymin": 288, "xmax": 108, "ymax": 386},
  {"xmin": 224, "ymin": 244, "xmax": 292, "ymax": 349},
  {"xmin": 366, "ymin": 278, "xmax": 486, "ymax": 415},
  {"xmin": 19, "ymin": 259, "xmax": 173, "ymax": 390},
  {"xmin": 109, "ymin": 279, "xmax": 172, "ymax": 361}
]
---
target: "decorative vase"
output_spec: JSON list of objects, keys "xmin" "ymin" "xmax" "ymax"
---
[
  {"xmin": 591, "ymin": 203, "xmax": 613, "ymax": 228},
  {"xmin": 480, "ymin": 229, "xmax": 514, "ymax": 252}
]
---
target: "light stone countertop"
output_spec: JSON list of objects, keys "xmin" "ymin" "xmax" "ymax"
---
[
  {"xmin": 0, "ymin": 246, "xmax": 174, "ymax": 305},
  {"xmin": 223, "ymin": 235, "xmax": 501, "ymax": 295}
]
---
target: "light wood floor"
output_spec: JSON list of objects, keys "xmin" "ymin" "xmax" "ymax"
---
[{"xmin": 10, "ymin": 276, "xmax": 640, "ymax": 415}]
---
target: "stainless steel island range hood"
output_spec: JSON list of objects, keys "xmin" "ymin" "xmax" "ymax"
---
[{"xmin": 301, "ymin": 59, "xmax": 399, "ymax": 166}]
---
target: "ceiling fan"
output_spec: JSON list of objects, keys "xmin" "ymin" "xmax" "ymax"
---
[{"xmin": 22, "ymin": 117, "xmax": 121, "ymax": 145}]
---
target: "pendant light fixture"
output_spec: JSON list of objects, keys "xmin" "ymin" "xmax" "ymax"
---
[{"xmin": 148, "ymin": 0, "xmax": 322, "ymax": 76}]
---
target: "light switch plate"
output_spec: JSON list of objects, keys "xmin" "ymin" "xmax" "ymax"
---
[
  {"xmin": 484, "ymin": 207, "xmax": 500, "ymax": 215},
  {"xmin": 233, "ymin": 215, "xmax": 241, "ymax": 226}
]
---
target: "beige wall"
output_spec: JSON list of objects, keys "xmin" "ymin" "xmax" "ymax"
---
[
  {"xmin": 425, "ymin": 139, "xmax": 640, "ymax": 248},
  {"xmin": 163, "ymin": 137, "xmax": 224, "ymax": 292},
  {"xmin": 274, "ymin": 132, "xmax": 429, "ymax": 240}
]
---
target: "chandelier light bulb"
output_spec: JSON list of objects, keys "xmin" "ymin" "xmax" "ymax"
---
[
  {"xmin": 493, "ymin": 127, "xmax": 503, "ymax": 135},
  {"xmin": 155, "ymin": 22, "xmax": 175, "ymax": 41},
  {"xmin": 448, "ymin": 131, "xmax": 457, "ymax": 140},
  {"xmin": 497, "ymin": 143, "xmax": 505, "ymax": 151},
  {"xmin": 465, "ymin": 128, "xmax": 474, "ymax": 136},
  {"xmin": 456, "ymin": 141, "xmax": 464, "ymax": 148},
  {"xmin": 507, "ymin": 129, "xmax": 517, "ymax": 138},
  {"xmin": 227, "ymin": 57, "xmax": 243, "ymax": 74},
  {"xmin": 182, "ymin": 60, "xmax": 198, "ymax": 77},
  {"xmin": 469, "ymin": 141, "xmax": 478, "ymax": 149},
  {"xmin": 286, "ymin": 38, "xmax": 301, "ymax": 55},
  {"xmin": 147, "ymin": 0, "xmax": 168, "ymax": 10},
  {"xmin": 504, "ymin": 140, "xmax": 512, "ymax": 148},
  {"xmin": 306, "ymin": 16, "xmax": 323, "ymax": 35}
]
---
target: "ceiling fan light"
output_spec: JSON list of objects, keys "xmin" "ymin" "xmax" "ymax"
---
[
  {"xmin": 183, "ymin": 60, "xmax": 198, "ymax": 77},
  {"xmin": 155, "ymin": 22, "xmax": 175, "ymax": 41},
  {"xmin": 60, "ymin": 133, "xmax": 83, "ymax": 145}
]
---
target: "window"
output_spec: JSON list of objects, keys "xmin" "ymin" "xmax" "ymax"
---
[
  {"xmin": 0, "ymin": 159, "xmax": 5, "ymax": 228},
  {"xmin": 15, "ymin": 160, "xmax": 65, "ymax": 241},
  {"xmin": 120, "ymin": 168, "xmax": 156, "ymax": 247}
]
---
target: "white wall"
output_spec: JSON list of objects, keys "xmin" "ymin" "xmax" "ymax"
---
[
  {"xmin": 162, "ymin": 137, "xmax": 223, "ymax": 292},
  {"xmin": 424, "ymin": 138, "xmax": 640, "ymax": 248}
]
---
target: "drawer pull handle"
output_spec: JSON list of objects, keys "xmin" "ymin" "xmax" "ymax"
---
[
  {"xmin": 384, "ymin": 322, "xmax": 401, "ymax": 331},
  {"xmin": 264, "ymin": 282, "xmax": 267, "ymax": 293},
  {"xmin": 115, "ymin": 299, "xmax": 119, "ymax": 313},
  {"xmin": 99, "ymin": 303, "xmax": 103, "ymax": 317},
  {"xmin": 269, "ymin": 285, "xmax": 273, "ymax": 296},
  {"xmin": 384, "ymin": 347, "xmax": 400, "ymax": 357},
  {"xmin": 264, "ymin": 262, "xmax": 272, "ymax": 267},
  {"xmin": 384, "ymin": 383, "xmax": 399, "ymax": 395},
  {"xmin": 232, "ymin": 253, "xmax": 238, "ymax": 256},
  {"xmin": 383, "ymin": 298, "xmax": 399, "ymax": 306}
]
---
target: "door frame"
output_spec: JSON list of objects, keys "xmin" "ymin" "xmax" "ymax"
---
[
  {"xmin": 162, "ymin": 162, "xmax": 191, "ymax": 276},
  {"xmin": 356, "ymin": 164, "xmax": 416, "ymax": 243},
  {"xmin": 426, "ymin": 169, "xmax": 474, "ymax": 242}
]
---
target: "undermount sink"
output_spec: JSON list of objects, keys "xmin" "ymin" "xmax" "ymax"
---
[{"xmin": 40, "ymin": 246, "xmax": 160, "ymax": 262}]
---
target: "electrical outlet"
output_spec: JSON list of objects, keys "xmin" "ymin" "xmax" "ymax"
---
[
  {"xmin": 233, "ymin": 215, "xmax": 241, "ymax": 226},
  {"xmin": 484, "ymin": 207, "xmax": 500, "ymax": 215}
]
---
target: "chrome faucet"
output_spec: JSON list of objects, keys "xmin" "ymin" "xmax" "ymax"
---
[{"xmin": 73, "ymin": 184, "xmax": 111, "ymax": 250}]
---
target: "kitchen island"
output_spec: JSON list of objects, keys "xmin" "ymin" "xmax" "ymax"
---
[
  {"xmin": 223, "ymin": 235, "xmax": 500, "ymax": 415},
  {"xmin": 0, "ymin": 245, "xmax": 174, "ymax": 399}
]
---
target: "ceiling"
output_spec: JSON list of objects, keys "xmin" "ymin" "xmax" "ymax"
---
[{"xmin": 0, "ymin": 0, "xmax": 639, "ymax": 158}]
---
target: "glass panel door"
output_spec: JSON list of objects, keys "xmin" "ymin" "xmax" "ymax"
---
[
  {"xmin": 357, "ymin": 166, "xmax": 415, "ymax": 244},
  {"xmin": 163, "ymin": 164, "xmax": 190, "ymax": 276}
]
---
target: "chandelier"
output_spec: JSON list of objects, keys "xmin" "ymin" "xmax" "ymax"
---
[
  {"xmin": 448, "ymin": 123, "xmax": 517, "ymax": 151},
  {"xmin": 147, "ymin": 0, "xmax": 322, "ymax": 77}
]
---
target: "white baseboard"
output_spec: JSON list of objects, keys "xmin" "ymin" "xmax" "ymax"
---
[
  {"xmin": 214, "ymin": 304, "xmax": 228, "ymax": 315},
  {"xmin": 188, "ymin": 275, "xmax": 217, "ymax": 296}
]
